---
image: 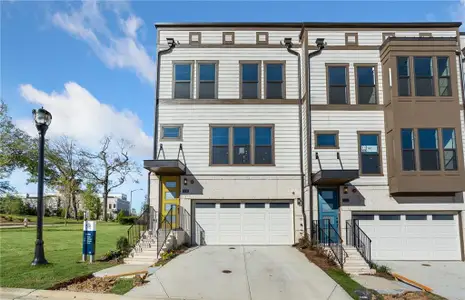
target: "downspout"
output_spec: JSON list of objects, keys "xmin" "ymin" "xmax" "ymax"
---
[
  {"xmin": 307, "ymin": 40, "xmax": 326, "ymax": 238},
  {"xmin": 149, "ymin": 39, "xmax": 177, "ymax": 226},
  {"xmin": 283, "ymin": 40, "xmax": 304, "ymax": 241},
  {"xmin": 456, "ymin": 50, "xmax": 465, "ymax": 134}
]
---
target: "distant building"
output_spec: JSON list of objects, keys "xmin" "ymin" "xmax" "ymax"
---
[
  {"xmin": 18, "ymin": 193, "xmax": 63, "ymax": 214},
  {"xmin": 102, "ymin": 193, "xmax": 130, "ymax": 218}
]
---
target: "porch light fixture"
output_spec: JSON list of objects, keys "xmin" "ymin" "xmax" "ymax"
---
[
  {"xmin": 343, "ymin": 186, "xmax": 349, "ymax": 194},
  {"xmin": 183, "ymin": 178, "xmax": 188, "ymax": 185}
]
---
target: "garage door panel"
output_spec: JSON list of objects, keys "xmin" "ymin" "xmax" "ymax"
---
[{"xmin": 357, "ymin": 213, "xmax": 460, "ymax": 261}]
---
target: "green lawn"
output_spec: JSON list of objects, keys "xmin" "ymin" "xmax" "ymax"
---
[
  {"xmin": 0, "ymin": 223, "xmax": 130, "ymax": 289},
  {"xmin": 0, "ymin": 214, "xmax": 81, "ymax": 224}
]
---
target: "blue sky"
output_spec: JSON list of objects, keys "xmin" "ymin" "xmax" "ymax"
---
[{"xmin": 1, "ymin": 0, "xmax": 464, "ymax": 212}]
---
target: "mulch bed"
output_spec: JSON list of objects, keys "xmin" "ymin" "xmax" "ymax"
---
[
  {"xmin": 49, "ymin": 274, "xmax": 145, "ymax": 293},
  {"xmin": 383, "ymin": 292, "xmax": 441, "ymax": 300},
  {"xmin": 299, "ymin": 247, "xmax": 339, "ymax": 271}
]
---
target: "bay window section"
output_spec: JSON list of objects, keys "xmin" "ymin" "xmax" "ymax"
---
[
  {"xmin": 414, "ymin": 57, "xmax": 434, "ymax": 96},
  {"xmin": 437, "ymin": 57, "xmax": 452, "ymax": 96},
  {"xmin": 442, "ymin": 128, "xmax": 458, "ymax": 171},
  {"xmin": 401, "ymin": 129, "xmax": 415, "ymax": 171},
  {"xmin": 397, "ymin": 57, "xmax": 410, "ymax": 96},
  {"xmin": 418, "ymin": 129, "xmax": 440, "ymax": 171}
]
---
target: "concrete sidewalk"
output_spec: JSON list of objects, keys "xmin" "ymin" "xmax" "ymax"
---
[{"xmin": 0, "ymin": 288, "xmax": 171, "ymax": 300}]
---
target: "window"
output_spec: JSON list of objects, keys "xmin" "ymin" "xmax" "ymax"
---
[
  {"xmin": 270, "ymin": 203, "xmax": 290, "ymax": 208},
  {"xmin": 414, "ymin": 57, "xmax": 434, "ymax": 96},
  {"xmin": 397, "ymin": 57, "xmax": 410, "ymax": 96},
  {"xmin": 109, "ymin": 204, "xmax": 111, "ymax": 209},
  {"xmin": 418, "ymin": 129, "xmax": 440, "ymax": 171},
  {"xmin": 174, "ymin": 63, "xmax": 192, "ymax": 99},
  {"xmin": 315, "ymin": 131, "xmax": 339, "ymax": 149},
  {"xmin": 328, "ymin": 65, "xmax": 348, "ymax": 104},
  {"xmin": 256, "ymin": 32, "xmax": 268, "ymax": 44},
  {"xmin": 189, "ymin": 32, "xmax": 201, "ymax": 45},
  {"xmin": 432, "ymin": 214, "xmax": 454, "ymax": 220},
  {"xmin": 437, "ymin": 57, "xmax": 451, "ymax": 96},
  {"xmin": 254, "ymin": 127, "xmax": 273, "ymax": 164},
  {"xmin": 442, "ymin": 128, "xmax": 458, "ymax": 171},
  {"xmin": 196, "ymin": 203, "xmax": 215, "ymax": 208},
  {"xmin": 406, "ymin": 215, "xmax": 427, "ymax": 220},
  {"xmin": 359, "ymin": 132, "xmax": 382, "ymax": 175},
  {"xmin": 354, "ymin": 215, "xmax": 375, "ymax": 220},
  {"xmin": 233, "ymin": 127, "xmax": 251, "ymax": 164},
  {"xmin": 356, "ymin": 65, "xmax": 377, "ymax": 104},
  {"xmin": 198, "ymin": 63, "xmax": 216, "ymax": 99},
  {"xmin": 220, "ymin": 203, "xmax": 240, "ymax": 208},
  {"xmin": 223, "ymin": 32, "xmax": 234, "ymax": 45},
  {"xmin": 210, "ymin": 125, "xmax": 274, "ymax": 166},
  {"xmin": 245, "ymin": 203, "xmax": 265, "ymax": 208},
  {"xmin": 379, "ymin": 215, "xmax": 401, "ymax": 221},
  {"xmin": 211, "ymin": 127, "xmax": 229, "ymax": 165},
  {"xmin": 265, "ymin": 63, "xmax": 284, "ymax": 99},
  {"xmin": 401, "ymin": 129, "xmax": 415, "ymax": 171},
  {"xmin": 161, "ymin": 125, "xmax": 182, "ymax": 140},
  {"xmin": 241, "ymin": 63, "xmax": 260, "ymax": 99},
  {"xmin": 345, "ymin": 33, "xmax": 358, "ymax": 45}
]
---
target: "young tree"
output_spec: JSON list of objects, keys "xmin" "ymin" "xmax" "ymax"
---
[
  {"xmin": 82, "ymin": 183, "xmax": 101, "ymax": 220},
  {"xmin": 82, "ymin": 136, "xmax": 140, "ymax": 221}
]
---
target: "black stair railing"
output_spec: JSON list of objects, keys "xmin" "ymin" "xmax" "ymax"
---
[
  {"xmin": 178, "ymin": 206, "xmax": 206, "ymax": 246},
  {"xmin": 346, "ymin": 220, "xmax": 372, "ymax": 263},
  {"xmin": 127, "ymin": 206, "xmax": 157, "ymax": 252},
  {"xmin": 156, "ymin": 206, "xmax": 176, "ymax": 257},
  {"xmin": 312, "ymin": 219, "xmax": 348, "ymax": 267}
]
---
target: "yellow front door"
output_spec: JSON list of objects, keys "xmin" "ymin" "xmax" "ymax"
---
[{"xmin": 160, "ymin": 176, "xmax": 180, "ymax": 228}]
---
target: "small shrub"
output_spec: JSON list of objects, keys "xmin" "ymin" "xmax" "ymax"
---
[
  {"xmin": 118, "ymin": 216, "xmax": 138, "ymax": 225},
  {"xmin": 116, "ymin": 236, "xmax": 131, "ymax": 256}
]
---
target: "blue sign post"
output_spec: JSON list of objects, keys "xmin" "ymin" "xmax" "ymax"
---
[{"xmin": 82, "ymin": 221, "xmax": 96, "ymax": 263}]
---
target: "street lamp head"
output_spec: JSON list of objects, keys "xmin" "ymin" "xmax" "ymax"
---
[{"xmin": 32, "ymin": 107, "xmax": 52, "ymax": 132}]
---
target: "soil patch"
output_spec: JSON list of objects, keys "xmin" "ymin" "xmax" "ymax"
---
[
  {"xmin": 383, "ymin": 291, "xmax": 444, "ymax": 300},
  {"xmin": 300, "ymin": 247, "xmax": 338, "ymax": 271},
  {"xmin": 154, "ymin": 245, "xmax": 188, "ymax": 266},
  {"xmin": 50, "ymin": 274, "xmax": 146, "ymax": 294}
]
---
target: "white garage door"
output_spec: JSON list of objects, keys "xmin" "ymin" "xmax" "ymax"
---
[
  {"xmin": 194, "ymin": 201, "xmax": 293, "ymax": 245},
  {"xmin": 355, "ymin": 213, "xmax": 461, "ymax": 260}
]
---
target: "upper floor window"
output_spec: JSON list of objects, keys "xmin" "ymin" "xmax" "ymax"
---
[
  {"xmin": 418, "ymin": 129, "xmax": 439, "ymax": 171},
  {"xmin": 241, "ymin": 63, "xmax": 260, "ymax": 99},
  {"xmin": 315, "ymin": 131, "xmax": 339, "ymax": 149},
  {"xmin": 198, "ymin": 63, "xmax": 217, "ymax": 99},
  {"xmin": 397, "ymin": 57, "xmax": 410, "ymax": 96},
  {"xmin": 210, "ymin": 125, "xmax": 274, "ymax": 166},
  {"xmin": 161, "ymin": 125, "xmax": 182, "ymax": 141},
  {"xmin": 437, "ymin": 57, "xmax": 452, "ymax": 96},
  {"xmin": 442, "ymin": 128, "xmax": 457, "ymax": 171},
  {"xmin": 414, "ymin": 57, "xmax": 434, "ymax": 96},
  {"xmin": 174, "ymin": 63, "xmax": 192, "ymax": 99},
  {"xmin": 265, "ymin": 63, "xmax": 284, "ymax": 99},
  {"xmin": 401, "ymin": 129, "xmax": 415, "ymax": 171},
  {"xmin": 328, "ymin": 65, "xmax": 348, "ymax": 104},
  {"xmin": 358, "ymin": 132, "xmax": 382, "ymax": 175},
  {"xmin": 211, "ymin": 127, "xmax": 229, "ymax": 165},
  {"xmin": 356, "ymin": 65, "xmax": 377, "ymax": 104}
]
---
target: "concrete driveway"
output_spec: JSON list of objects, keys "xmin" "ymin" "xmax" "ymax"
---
[
  {"xmin": 378, "ymin": 261, "xmax": 465, "ymax": 300},
  {"xmin": 127, "ymin": 246, "xmax": 352, "ymax": 300}
]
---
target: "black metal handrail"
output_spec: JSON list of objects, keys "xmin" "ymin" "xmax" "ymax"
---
[
  {"xmin": 127, "ymin": 206, "xmax": 157, "ymax": 252},
  {"xmin": 312, "ymin": 219, "xmax": 348, "ymax": 267},
  {"xmin": 346, "ymin": 219, "xmax": 372, "ymax": 263},
  {"xmin": 178, "ymin": 206, "xmax": 205, "ymax": 246},
  {"xmin": 156, "ymin": 206, "xmax": 175, "ymax": 257}
]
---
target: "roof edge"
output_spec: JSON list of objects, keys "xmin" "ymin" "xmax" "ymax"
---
[{"xmin": 155, "ymin": 22, "xmax": 462, "ymax": 29}]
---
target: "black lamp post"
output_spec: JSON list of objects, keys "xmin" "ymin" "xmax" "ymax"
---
[{"xmin": 31, "ymin": 107, "xmax": 52, "ymax": 266}]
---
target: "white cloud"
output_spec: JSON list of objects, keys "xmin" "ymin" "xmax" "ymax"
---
[
  {"xmin": 51, "ymin": 0, "xmax": 156, "ymax": 84},
  {"xmin": 16, "ymin": 82, "xmax": 152, "ymax": 158}
]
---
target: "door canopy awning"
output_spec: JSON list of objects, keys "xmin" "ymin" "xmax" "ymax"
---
[
  {"xmin": 143, "ymin": 159, "xmax": 186, "ymax": 175},
  {"xmin": 312, "ymin": 169, "xmax": 359, "ymax": 186}
]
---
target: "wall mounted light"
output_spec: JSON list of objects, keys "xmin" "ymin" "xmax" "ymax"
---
[
  {"xmin": 183, "ymin": 178, "xmax": 188, "ymax": 185},
  {"xmin": 343, "ymin": 186, "xmax": 349, "ymax": 194}
]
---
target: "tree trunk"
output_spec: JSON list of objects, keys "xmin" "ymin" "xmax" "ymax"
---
[
  {"xmin": 72, "ymin": 192, "xmax": 78, "ymax": 220},
  {"xmin": 103, "ymin": 183, "xmax": 108, "ymax": 221}
]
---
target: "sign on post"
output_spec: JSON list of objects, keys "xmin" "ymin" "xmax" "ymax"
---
[{"xmin": 82, "ymin": 221, "xmax": 96, "ymax": 263}]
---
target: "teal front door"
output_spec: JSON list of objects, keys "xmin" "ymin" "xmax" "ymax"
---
[{"xmin": 318, "ymin": 188, "xmax": 340, "ymax": 243}]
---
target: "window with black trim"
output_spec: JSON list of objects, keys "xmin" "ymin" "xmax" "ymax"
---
[
  {"xmin": 241, "ymin": 63, "xmax": 260, "ymax": 99},
  {"xmin": 442, "ymin": 128, "xmax": 458, "ymax": 171},
  {"xmin": 432, "ymin": 214, "xmax": 454, "ymax": 220},
  {"xmin": 210, "ymin": 125, "xmax": 274, "ymax": 166},
  {"xmin": 161, "ymin": 125, "xmax": 182, "ymax": 141},
  {"xmin": 418, "ymin": 129, "xmax": 440, "ymax": 171},
  {"xmin": 356, "ymin": 66, "xmax": 377, "ymax": 104},
  {"xmin": 196, "ymin": 203, "xmax": 215, "ymax": 208},
  {"xmin": 315, "ymin": 131, "xmax": 338, "ymax": 149},
  {"xmin": 406, "ymin": 215, "xmax": 427, "ymax": 220},
  {"xmin": 437, "ymin": 57, "xmax": 451, "ymax": 96},
  {"xmin": 220, "ymin": 203, "xmax": 240, "ymax": 208},
  {"xmin": 397, "ymin": 57, "xmax": 410, "ymax": 96},
  {"xmin": 174, "ymin": 63, "xmax": 192, "ymax": 99},
  {"xmin": 328, "ymin": 65, "xmax": 348, "ymax": 104},
  {"xmin": 354, "ymin": 215, "xmax": 375, "ymax": 220},
  {"xmin": 245, "ymin": 203, "xmax": 265, "ymax": 208},
  {"xmin": 270, "ymin": 203, "xmax": 290, "ymax": 208},
  {"xmin": 414, "ymin": 57, "xmax": 434, "ymax": 96},
  {"xmin": 379, "ymin": 215, "xmax": 401, "ymax": 221},
  {"xmin": 358, "ymin": 132, "xmax": 382, "ymax": 175},
  {"xmin": 198, "ymin": 63, "xmax": 216, "ymax": 99},
  {"xmin": 401, "ymin": 129, "xmax": 415, "ymax": 171},
  {"xmin": 265, "ymin": 63, "xmax": 284, "ymax": 99}
]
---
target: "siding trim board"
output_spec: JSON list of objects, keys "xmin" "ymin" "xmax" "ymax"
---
[{"xmin": 160, "ymin": 99, "xmax": 300, "ymax": 105}]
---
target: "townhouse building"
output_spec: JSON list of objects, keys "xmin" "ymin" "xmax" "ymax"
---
[{"xmin": 144, "ymin": 22, "xmax": 465, "ymax": 262}]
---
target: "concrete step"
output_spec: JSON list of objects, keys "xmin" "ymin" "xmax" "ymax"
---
[
  {"xmin": 344, "ymin": 263, "xmax": 370, "ymax": 269},
  {"xmin": 345, "ymin": 256, "xmax": 366, "ymax": 262},
  {"xmin": 343, "ymin": 267, "xmax": 373, "ymax": 275}
]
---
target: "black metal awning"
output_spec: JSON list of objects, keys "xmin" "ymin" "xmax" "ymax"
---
[
  {"xmin": 143, "ymin": 159, "xmax": 186, "ymax": 175},
  {"xmin": 312, "ymin": 169, "xmax": 359, "ymax": 186}
]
